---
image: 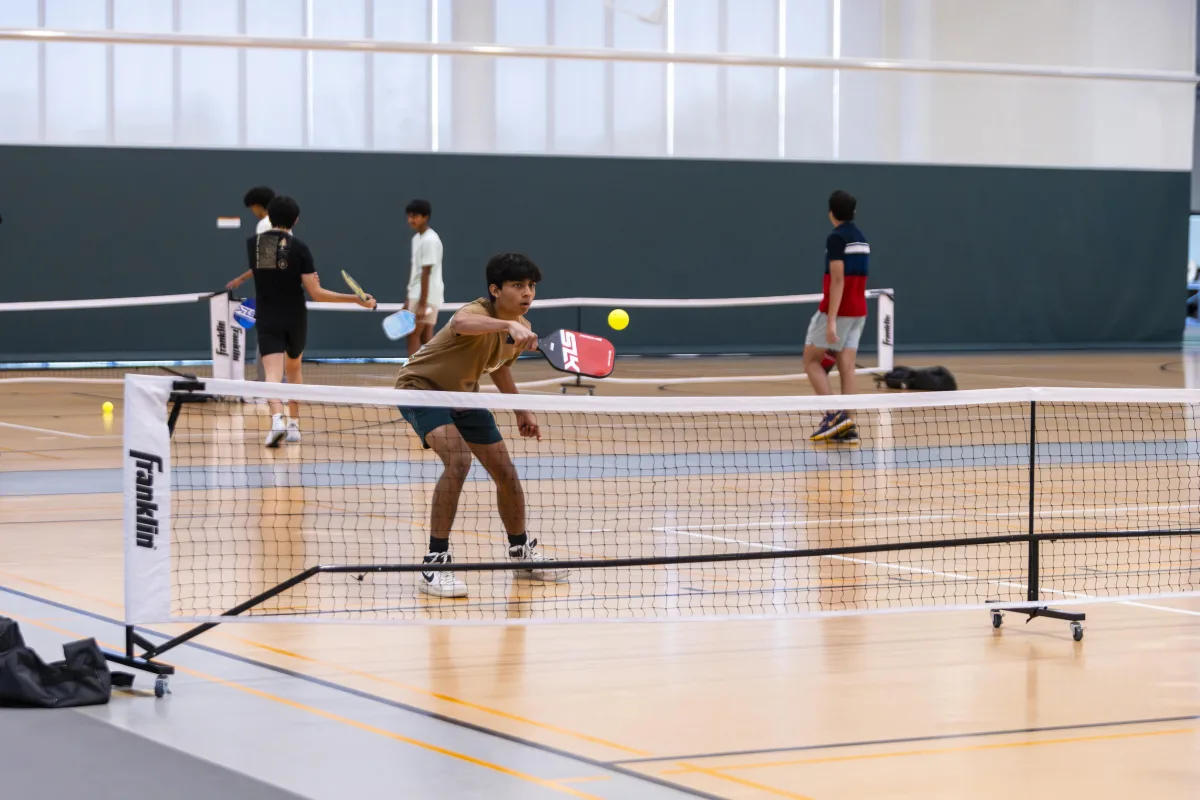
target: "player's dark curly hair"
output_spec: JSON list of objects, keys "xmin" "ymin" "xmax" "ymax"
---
[
  {"xmin": 829, "ymin": 190, "xmax": 857, "ymax": 222},
  {"xmin": 243, "ymin": 186, "xmax": 276, "ymax": 209},
  {"xmin": 267, "ymin": 196, "xmax": 300, "ymax": 229},
  {"xmin": 406, "ymin": 198, "xmax": 432, "ymax": 217},
  {"xmin": 486, "ymin": 253, "xmax": 542, "ymax": 297}
]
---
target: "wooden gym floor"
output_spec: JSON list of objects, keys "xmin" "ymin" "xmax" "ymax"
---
[{"xmin": 2, "ymin": 351, "xmax": 1199, "ymax": 799}]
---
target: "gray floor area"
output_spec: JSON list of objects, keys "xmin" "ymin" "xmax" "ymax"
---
[
  {"xmin": 0, "ymin": 707, "xmax": 306, "ymax": 800},
  {"xmin": 0, "ymin": 588, "xmax": 712, "ymax": 800}
]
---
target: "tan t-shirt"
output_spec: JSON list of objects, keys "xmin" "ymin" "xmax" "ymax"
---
[{"xmin": 394, "ymin": 298, "xmax": 530, "ymax": 393}]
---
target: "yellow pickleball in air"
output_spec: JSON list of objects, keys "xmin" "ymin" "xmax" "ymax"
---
[
  {"xmin": 608, "ymin": 308, "xmax": 629, "ymax": 331},
  {"xmin": 102, "ymin": 401, "xmax": 114, "ymax": 413}
]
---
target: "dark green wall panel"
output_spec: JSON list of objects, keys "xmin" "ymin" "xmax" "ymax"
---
[{"xmin": 0, "ymin": 145, "xmax": 1187, "ymax": 361}]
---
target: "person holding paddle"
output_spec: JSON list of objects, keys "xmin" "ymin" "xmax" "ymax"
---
[
  {"xmin": 226, "ymin": 196, "xmax": 376, "ymax": 447},
  {"xmin": 393, "ymin": 253, "xmax": 568, "ymax": 598}
]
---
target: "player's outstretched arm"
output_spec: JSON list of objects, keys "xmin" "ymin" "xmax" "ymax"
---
[
  {"xmin": 451, "ymin": 312, "xmax": 537, "ymax": 349},
  {"xmin": 492, "ymin": 365, "xmax": 540, "ymax": 440},
  {"xmin": 226, "ymin": 270, "xmax": 252, "ymax": 290},
  {"xmin": 301, "ymin": 273, "xmax": 376, "ymax": 308}
]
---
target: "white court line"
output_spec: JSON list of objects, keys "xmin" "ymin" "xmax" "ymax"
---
[
  {"xmin": 654, "ymin": 502, "xmax": 1200, "ymax": 533},
  {"xmin": 660, "ymin": 525, "xmax": 1200, "ymax": 618},
  {"xmin": 0, "ymin": 421, "xmax": 102, "ymax": 440}
]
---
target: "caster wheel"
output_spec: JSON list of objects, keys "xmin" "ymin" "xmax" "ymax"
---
[
  {"xmin": 991, "ymin": 611, "xmax": 1003, "ymax": 629},
  {"xmin": 1070, "ymin": 622, "xmax": 1083, "ymax": 641},
  {"xmin": 154, "ymin": 677, "xmax": 170, "ymax": 698}
]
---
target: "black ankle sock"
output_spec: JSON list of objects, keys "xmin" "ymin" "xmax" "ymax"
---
[
  {"xmin": 428, "ymin": 537, "xmax": 450, "ymax": 554},
  {"xmin": 507, "ymin": 533, "xmax": 528, "ymax": 548}
]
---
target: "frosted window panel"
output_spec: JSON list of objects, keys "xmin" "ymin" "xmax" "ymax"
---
[
  {"xmin": 374, "ymin": 0, "xmax": 430, "ymax": 151},
  {"xmin": 311, "ymin": 0, "xmax": 367, "ymax": 150},
  {"xmin": 45, "ymin": 0, "xmax": 105, "ymax": 25},
  {"xmin": 674, "ymin": 65, "xmax": 720, "ymax": 157},
  {"xmin": 179, "ymin": 49, "xmax": 239, "ymax": 147},
  {"xmin": 725, "ymin": 0, "xmax": 776, "ymax": 53},
  {"xmin": 784, "ymin": 69, "xmax": 834, "ymax": 160},
  {"xmin": 674, "ymin": 0, "xmax": 718, "ymax": 53},
  {"xmin": 177, "ymin": 0, "xmax": 238, "ymax": 147},
  {"xmin": 607, "ymin": 0, "xmax": 666, "ymax": 25},
  {"xmin": 113, "ymin": 0, "xmax": 171, "ymax": 31},
  {"xmin": 920, "ymin": 0, "xmax": 1193, "ymax": 71},
  {"xmin": 0, "ymin": 1, "xmax": 38, "ymax": 143},
  {"xmin": 246, "ymin": 0, "xmax": 304, "ymax": 148},
  {"xmin": 495, "ymin": 0, "xmax": 547, "ymax": 153},
  {"xmin": 113, "ymin": 0, "xmax": 175, "ymax": 145},
  {"xmin": 552, "ymin": 0, "xmax": 606, "ymax": 154},
  {"xmin": 114, "ymin": 46, "xmax": 174, "ymax": 145},
  {"xmin": 496, "ymin": 0, "xmax": 547, "ymax": 44},
  {"xmin": 1088, "ymin": 82, "xmax": 1193, "ymax": 171},
  {"xmin": 786, "ymin": 0, "xmax": 832, "ymax": 57},
  {"xmin": 0, "ymin": 0, "xmax": 37, "ymax": 25},
  {"xmin": 726, "ymin": 67, "xmax": 777, "ymax": 159},
  {"xmin": 44, "ymin": 0, "xmax": 106, "ymax": 144},
  {"xmin": 180, "ymin": 0, "xmax": 238, "ymax": 34},
  {"xmin": 612, "ymin": 2, "xmax": 665, "ymax": 156},
  {"xmin": 436, "ymin": 0, "xmax": 453, "ymax": 150}
]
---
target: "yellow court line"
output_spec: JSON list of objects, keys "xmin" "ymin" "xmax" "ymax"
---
[
  {"xmin": 221, "ymin": 633, "xmax": 652, "ymax": 756},
  {"xmin": 1, "ymin": 610, "xmax": 608, "ymax": 800},
  {"xmin": 672, "ymin": 761, "xmax": 816, "ymax": 800},
  {"xmin": 0, "ymin": 568, "xmax": 650, "ymax": 757},
  {"xmin": 661, "ymin": 727, "xmax": 1195, "ymax": 775}
]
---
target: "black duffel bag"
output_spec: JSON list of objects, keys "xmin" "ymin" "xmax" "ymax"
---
[
  {"xmin": 877, "ymin": 366, "xmax": 958, "ymax": 392},
  {"xmin": 0, "ymin": 616, "xmax": 114, "ymax": 708}
]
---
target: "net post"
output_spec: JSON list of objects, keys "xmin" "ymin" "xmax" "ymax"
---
[
  {"xmin": 875, "ymin": 291, "xmax": 894, "ymax": 372},
  {"xmin": 1027, "ymin": 400, "xmax": 1039, "ymax": 602}
]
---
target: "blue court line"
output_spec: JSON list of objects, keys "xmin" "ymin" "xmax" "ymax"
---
[
  {"xmin": 0, "ymin": 583, "xmax": 726, "ymax": 800},
  {"xmin": 4, "ymin": 438, "xmax": 1200, "ymax": 496}
]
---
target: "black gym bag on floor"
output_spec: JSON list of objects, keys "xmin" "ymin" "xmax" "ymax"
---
[
  {"xmin": 0, "ymin": 617, "xmax": 115, "ymax": 708},
  {"xmin": 876, "ymin": 366, "xmax": 958, "ymax": 392}
]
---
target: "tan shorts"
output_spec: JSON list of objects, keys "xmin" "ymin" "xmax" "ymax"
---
[{"xmin": 409, "ymin": 301, "xmax": 440, "ymax": 327}]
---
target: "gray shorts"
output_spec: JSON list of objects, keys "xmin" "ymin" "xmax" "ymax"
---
[{"xmin": 806, "ymin": 312, "xmax": 866, "ymax": 352}]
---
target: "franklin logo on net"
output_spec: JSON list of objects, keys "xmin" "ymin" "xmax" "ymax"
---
[{"xmin": 130, "ymin": 449, "xmax": 164, "ymax": 550}]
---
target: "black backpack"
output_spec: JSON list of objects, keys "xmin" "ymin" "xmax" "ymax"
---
[
  {"xmin": 876, "ymin": 366, "xmax": 958, "ymax": 392},
  {"xmin": 0, "ymin": 617, "xmax": 119, "ymax": 708}
]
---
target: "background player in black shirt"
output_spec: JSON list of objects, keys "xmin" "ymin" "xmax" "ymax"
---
[{"xmin": 227, "ymin": 196, "xmax": 375, "ymax": 446}]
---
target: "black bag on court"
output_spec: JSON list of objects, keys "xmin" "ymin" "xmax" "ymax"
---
[
  {"xmin": 0, "ymin": 616, "xmax": 115, "ymax": 708},
  {"xmin": 877, "ymin": 366, "xmax": 958, "ymax": 392}
]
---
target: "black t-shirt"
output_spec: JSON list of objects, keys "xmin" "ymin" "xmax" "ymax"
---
[{"xmin": 246, "ymin": 230, "xmax": 315, "ymax": 327}]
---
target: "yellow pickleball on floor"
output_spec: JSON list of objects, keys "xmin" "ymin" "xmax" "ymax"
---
[
  {"xmin": 608, "ymin": 308, "xmax": 629, "ymax": 331},
  {"xmin": 102, "ymin": 401, "xmax": 114, "ymax": 413}
]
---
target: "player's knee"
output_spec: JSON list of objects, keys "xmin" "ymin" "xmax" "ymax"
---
[{"xmin": 441, "ymin": 452, "xmax": 472, "ymax": 482}]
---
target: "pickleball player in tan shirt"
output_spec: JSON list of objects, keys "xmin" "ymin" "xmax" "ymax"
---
[{"xmin": 393, "ymin": 253, "xmax": 569, "ymax": 598}]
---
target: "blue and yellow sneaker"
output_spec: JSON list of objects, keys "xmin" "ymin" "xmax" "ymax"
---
[{"xmin": 810, "ymin": 410, "xmax": 854, "ymax": 441}]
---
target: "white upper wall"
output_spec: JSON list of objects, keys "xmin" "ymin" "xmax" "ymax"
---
[{"xmin": 0, "ymin": 0, "xmax": 1193, "ymax": 169}]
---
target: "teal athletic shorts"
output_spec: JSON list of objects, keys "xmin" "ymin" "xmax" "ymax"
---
[{"xmin": 398, "ymin": 406, "xmax": 502, "ymax": 449}]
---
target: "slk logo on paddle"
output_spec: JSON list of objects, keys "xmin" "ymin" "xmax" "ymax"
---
[{"xmin": 561, "ymin": 331, "xmax": 580, "ymax": 373}]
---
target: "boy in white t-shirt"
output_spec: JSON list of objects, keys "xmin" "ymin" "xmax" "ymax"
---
[
  {"xmin": 243, "ymin": 186, "xmax": 276, "ymax": 235},
  {"xmin": 404, "ymin": 199, "xmax": 445, "ymax": 357}
]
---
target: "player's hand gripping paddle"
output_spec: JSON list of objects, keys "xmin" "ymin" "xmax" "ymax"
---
[{"xmin": 508, "ymin": 329, "xmax": 615, "ymax": 379}]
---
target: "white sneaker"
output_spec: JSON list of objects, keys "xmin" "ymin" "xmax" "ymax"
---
[
  {"xmin": 508, "ymin": 539, "xmax": 569, "ymax": 582},
  {"xmin": 418, "ymin": 552, "xmax": 468, "ymax": 598},
  {"xmin": 285, "ymin": 419, "xmax": 301, "ymax": 443},
  {"xmin": 264, "ymin": 413, "xmax": 286, "ymax": 448}
]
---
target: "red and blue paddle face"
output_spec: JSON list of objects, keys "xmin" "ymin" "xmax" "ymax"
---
[{"xmin": 538, "ymin": 329, "xmax": 615, "ymax": 379}]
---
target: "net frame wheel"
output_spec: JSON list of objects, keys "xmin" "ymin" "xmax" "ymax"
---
[
  {"xmin": 1070, "ymin": 622, "xmax": 1083, "ymax": 641},
  {"xmin": 991, "ymin": 610, "xmax": 1003, "ymax": 629},
  {"xmin": 154, "ymin": 676, "xmax": 170, "ymax": 698}
]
